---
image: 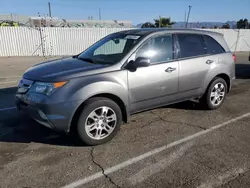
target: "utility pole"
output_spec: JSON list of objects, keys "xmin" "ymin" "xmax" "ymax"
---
[
  {"xmin": 38, "ymin": 12, "xmax": 45, "ymax": 57},
  {"xmin": 48, "ymin": 2, "xmax": 52, "ymax": 17},
  {"xmin": 185, "ymin": 5, "xmax": 192, "ymax": 28},
  {"xmin": 159, "ymin": 16, "xmax": 161, "ymax": 28},
  {"xmin": 99, "ymin": 8, "xmax": 102, "ymax": 20}
]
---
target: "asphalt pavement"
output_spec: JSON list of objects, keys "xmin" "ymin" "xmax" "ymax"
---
[{"xmin": 0, "ymin": 52, "xmax": 250, "ymax": 188}]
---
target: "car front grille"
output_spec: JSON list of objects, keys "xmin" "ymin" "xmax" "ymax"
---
[{"xmin": 17, "ymin": 78, "xmax": 34, "ymax": 94}]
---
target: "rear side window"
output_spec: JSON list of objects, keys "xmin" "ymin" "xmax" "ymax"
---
[
  {"xmin": 177, "ymin": 34, "xmax": 206, "ymax": 58},
  {"xmin": 203, "ymin": 35, "xmax": 225, "ymax": 54}
]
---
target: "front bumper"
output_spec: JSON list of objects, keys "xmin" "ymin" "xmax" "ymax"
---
[{"xmin": 16, "ymin": 93, "xmax": 82, "ymax": 132}]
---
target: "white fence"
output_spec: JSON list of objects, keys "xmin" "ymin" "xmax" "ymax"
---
[
  {"xmin": 0, "ymin": 27, "xmax": 130, "ymax": 56},
  {"xmin": 0, "ymin": 27, "xmax": 250, "ymax": 56}
]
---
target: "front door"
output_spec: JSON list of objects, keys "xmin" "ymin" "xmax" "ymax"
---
[{"xmin": 127, "ymin": 34, "xmax": 179, "ymax": 113}]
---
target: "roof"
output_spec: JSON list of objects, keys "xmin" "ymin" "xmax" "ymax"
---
[{"xmin": 117, "ymin": 28, "xmax": 223, "ymax": 37}]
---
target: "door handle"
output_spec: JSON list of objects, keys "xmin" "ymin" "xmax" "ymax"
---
[
  {"xmin": 165, "ymin": 67, "xmax": 176, "ymax": 73},
  {"xmin": 206, "ymin": 60, "xmax": 214, "ymax": 64}
]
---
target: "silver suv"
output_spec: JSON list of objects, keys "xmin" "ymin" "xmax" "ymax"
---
[{"xmin": 16, "ymin": 29, "xmax": 235, "ymax": 145}]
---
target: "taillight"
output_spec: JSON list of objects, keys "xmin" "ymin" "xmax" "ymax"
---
[{"xmin": 232, "ymin": 54, "xmax": 236, "ymax": 63}]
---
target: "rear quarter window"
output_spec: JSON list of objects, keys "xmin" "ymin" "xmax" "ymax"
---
[{"xmin": 203, "ymin": 35, "xmax": 225, "ymax": 55}]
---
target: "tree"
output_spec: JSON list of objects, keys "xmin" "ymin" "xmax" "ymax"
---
[
  {"xmin": 154, "ymin": 17, "xmax": 175, "ymax": 28},
  {"xmin": 141, "ymin": 22, "xmax": 155, "ymax": 28},
  {"xmin": 213, "ymin": 25, "xmax": 218, "ymax": 29},
  {"xmin": 237, "ymin": 19, "xmax": 249, "ymax": 29},
  {"xmin": 221, "ymin": 23, "xmax": 230, "ymax": 29},
  {"xmin": 201, "ymin": 26, "xmax": 206, "ymax": 29}
]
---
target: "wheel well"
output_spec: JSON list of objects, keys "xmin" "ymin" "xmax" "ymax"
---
[
  {"xmin": 70, "ymin": 93, "xmax": 128, "ymax": 132},
  {"xmin": 215, "ymin": 73, "xmax": 230, "ymax": 92}
]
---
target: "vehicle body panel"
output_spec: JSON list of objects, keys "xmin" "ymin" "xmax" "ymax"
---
[
  {"xmin": 128, "ymin": 61, "xmax": 179, "ymax": 113},
  {"xmin": 178, "ymin": 55, "xmax": 211, "ymax": 94},
  {"xmin": 23, "ymin": 57, "xmax": 121, "ymax": 82},
  {"xmin": 202, "ymin": 52, "xmax": 235, "ymax": 91}
]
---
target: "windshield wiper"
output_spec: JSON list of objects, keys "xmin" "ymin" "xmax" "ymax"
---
[
  {"xmin": 77, "ymin": 57, "xmax": 96, "ymax": 63},
  {"xmin": 74, "ymin": 55, "xmax": 111, "ymax": 65}
]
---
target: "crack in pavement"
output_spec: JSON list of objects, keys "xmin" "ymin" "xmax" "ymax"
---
[
  {"xmin": 197, "ymin": 166, "xmax": 250, "ymax": 188},
  {"xmin": 221, "ymin": 167, "xmax": 250, "ymax": 187},
  {"xmin": 150, "ymin": 110, "xmax": 207, "ymax": 130},
  {"xmin": 141, "ymin": 119, "xmax": 164, "ymax": 128},
  {"xmin": 90, "ymin": 147, "xmax": 122, "ymax": 188}
]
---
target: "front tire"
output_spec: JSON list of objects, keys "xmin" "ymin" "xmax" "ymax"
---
[
  {"xmin": 200, "ymin": 77, "xmax": 227, "ymax": 110},
  {"xmin": 77, "ymin": 97, "xmax": 122, "ymax": 146}
]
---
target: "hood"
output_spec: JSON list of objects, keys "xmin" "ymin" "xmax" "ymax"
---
[{"xmin": 23, "ymin": 57, "xmax": 109, "ymax": 81}]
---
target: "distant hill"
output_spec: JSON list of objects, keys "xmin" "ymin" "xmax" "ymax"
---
[{"xmin": 135, "ymin": 21, "xmax": 237, "ymax": 29}]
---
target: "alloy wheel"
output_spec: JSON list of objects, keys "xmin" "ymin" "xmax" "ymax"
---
[
  {"xmin": 210, "ymin": 83, "xmax": 226, "ymax": 106},
  {"xmin": 85, "ymin": 106, "xmax": 117, "ymax": 140}
]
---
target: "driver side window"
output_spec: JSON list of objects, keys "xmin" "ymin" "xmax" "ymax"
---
[{"xmin": 135, "ymin": 34, "xmax": 173, "ymax": 64}]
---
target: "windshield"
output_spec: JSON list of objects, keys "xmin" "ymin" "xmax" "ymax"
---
[{"xmin": 78, "ymin": 33, "xmax": 142, "ymax": 65}]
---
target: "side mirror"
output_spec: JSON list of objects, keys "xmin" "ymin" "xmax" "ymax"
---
[
  {"xmin": 134, "ymin": 57, "xmax": 150, "ymax": 67},
  {"xmin": 125, "ymin": 57, "xmax": 150, "ymax": 70}
]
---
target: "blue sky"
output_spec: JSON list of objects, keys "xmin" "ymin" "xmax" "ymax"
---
[{"xmin": 1, "ymin": 0, "xmax": 249, "ymax": 24}]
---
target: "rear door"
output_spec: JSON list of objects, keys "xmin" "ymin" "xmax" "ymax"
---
[{"xmin": 176, "ymin": 33, "xmax": 213, "ymax": 95}]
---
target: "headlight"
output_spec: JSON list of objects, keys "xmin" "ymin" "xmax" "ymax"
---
[{"xmin": 30, "ymin": 81, "xmax": 67, "ymax": 96}]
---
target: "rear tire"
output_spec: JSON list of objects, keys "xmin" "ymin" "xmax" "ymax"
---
[
  {"xmin": 77, "ymin": 97, "xmax": 122, "ymax": 146},
  {"xmin": 200, "ymin": 77, "xmax": 227, "ymax": 110}
]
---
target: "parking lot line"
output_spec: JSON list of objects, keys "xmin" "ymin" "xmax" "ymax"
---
[
  {"xmin": 62, "ymin": 112, "xmax": 250, "ymax": 188},
  {"xmin": 0, "ymin": 106, "xmax": 16, "ymax": 112},
  {"xmin": 128, "ymin": 142, "xmax": 194, "ymax": 185}
]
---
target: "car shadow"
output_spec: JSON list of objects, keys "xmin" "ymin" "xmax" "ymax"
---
[
  {"xmin": 0, "ymin": 114, "xmax": 85, "ymax": 147},
  {"xmin": 0, "ymin": 86, "xmax": 18, "ymax": 107},
  {"xmin": 167, "ymin": 100, "xmax": 203, "ymax": 111},
  {"xmin": 235, "ymin": 64, "xmax": 250, "ymax": 79},
  {"xmin": 0, "ymin": 86, "xmax": 18, "ymax": 93}
]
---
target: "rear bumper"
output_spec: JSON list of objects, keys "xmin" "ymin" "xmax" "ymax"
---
[{"xmin": 16, "ymin": 95, "xmax": 82, "ymax": 132}]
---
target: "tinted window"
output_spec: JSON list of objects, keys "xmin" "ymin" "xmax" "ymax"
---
[
  {"xmin": 203, "ymin": 35, "xmax": 225, "ymax": 54},
  {"xmin": 177, "ymin": 34, "xmax": 206, "ymax": 58},
  {"xmin": 135, "ymin": 35, "xmax": 173, "ymax": 64}
]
